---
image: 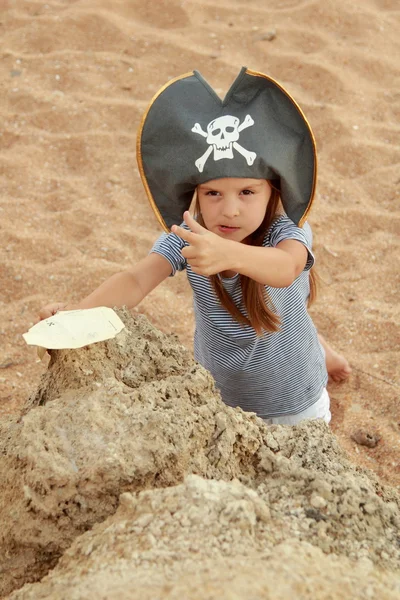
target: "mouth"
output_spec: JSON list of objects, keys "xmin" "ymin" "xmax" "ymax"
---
[{"xmin": 218, "ymin": 225, "xmax": 240, "ymax": 234}]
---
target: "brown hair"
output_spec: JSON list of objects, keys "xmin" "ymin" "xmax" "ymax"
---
[{"xmin": 194, "ymin": 183, "xmax": 318, "ymax": 335}]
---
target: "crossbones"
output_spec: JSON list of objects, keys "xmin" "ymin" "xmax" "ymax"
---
[{"xmin": 191, "ymin": 114, "xmax": 257, "ymax": 172}]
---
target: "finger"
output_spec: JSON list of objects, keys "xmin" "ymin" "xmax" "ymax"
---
[
  {"xmin": 37, "ymin": 302, "xmax": 66, "ymax": 322},
  {"xmin": 186, "ymin": 257, "xmax": 205, "ymax": 270},
  {"xmin": 183, "ymin": 211, "xmax": 207, "ymax": 235},
  {"xmin": 190, "ymin": 264, "xmax": 207, "ymax": 276},
  {"xmin": 181, "ymin": 246, "xmax": 198, "ymax": 260},
  {"xmin": 37, "ymin": 308, "xmax": 54, "ymax": 321},
  {"xmin": 171, "ymin": 224, "xmax": 197, "ymax": 244}
]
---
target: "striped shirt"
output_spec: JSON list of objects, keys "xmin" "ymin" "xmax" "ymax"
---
[{"xmin": 151, "ymin": 215, "xmax": 328, "ymax": 419}]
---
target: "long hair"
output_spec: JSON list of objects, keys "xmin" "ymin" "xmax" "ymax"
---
[{"xmin": 193, "ymin": 183, "xmax": 318, "ymax": 335}]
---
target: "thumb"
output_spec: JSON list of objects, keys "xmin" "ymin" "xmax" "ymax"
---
[{"xmin": 183, "ymin": 211, "xmax": 207, "ymax": 235}]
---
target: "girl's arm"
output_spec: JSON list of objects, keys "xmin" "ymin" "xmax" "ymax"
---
[
  {"xmin": 38, "ymin": 253, "xmax": 172, "ymax": 320},
  {"xmin": 171, "ymin": 212, "xmax": 308, "ymax": 288},
  {"xmin": 231, "ymin": 239, "xmax": 308, "ymax": 287}
]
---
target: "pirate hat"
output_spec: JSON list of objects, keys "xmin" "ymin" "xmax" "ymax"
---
[{"xmin": 137, "ymin": 67, "xmax": 317, "ymax": 231}]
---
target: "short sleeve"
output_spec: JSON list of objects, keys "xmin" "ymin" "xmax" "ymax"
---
[
  {"xmin": 268, "ymin": 217, "xmax": 315, "ymax": 271},
  {"xmin": 150, "ymin": 222, "xmax": 189, "ymax": 276}
]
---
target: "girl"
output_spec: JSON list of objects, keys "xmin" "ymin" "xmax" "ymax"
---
[{"xmin": 39, "ymin": 68, "xmax": 350, "ymax": 424}]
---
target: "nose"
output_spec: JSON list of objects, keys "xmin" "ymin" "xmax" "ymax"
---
[{"xmin": 222, "ymin": 196, "xmax": 239, "ymax": 218}]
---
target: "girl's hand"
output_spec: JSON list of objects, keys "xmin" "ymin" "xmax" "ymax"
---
[
  {"xmin": 37, "ymin": 302, "xmax": 70, "ymax": 323},
  {"xmin": 171, "ymin": 212, "xmax": 234, "ymax": 276}
]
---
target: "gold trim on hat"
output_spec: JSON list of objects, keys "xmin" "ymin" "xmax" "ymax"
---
[
  {"xmin": 245, "ymin": 69, "xmax": 317, "ymax": 227},
  {"xmin": 136, "ymin": 71, "xmax": 194, "ymax": 233}
]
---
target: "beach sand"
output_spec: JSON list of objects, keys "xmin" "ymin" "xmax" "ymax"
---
[{"xmin": 0, "ymin": 0, "xmax": 399, "ymax": 487}]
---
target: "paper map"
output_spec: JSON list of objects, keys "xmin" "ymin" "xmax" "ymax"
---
[{"xmin": 23, "ymin": 307, "xmax": 125, "ymax": 351}]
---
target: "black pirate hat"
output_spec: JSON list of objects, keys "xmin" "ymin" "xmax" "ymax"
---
[{"xmin": 137, "ymin": 67, "xmax": 317, "ymax": 231}]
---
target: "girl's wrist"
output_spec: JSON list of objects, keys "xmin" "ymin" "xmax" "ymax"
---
[{"xmin": 228, "ymin": 240, "xmax": 247, "ymax": 274}]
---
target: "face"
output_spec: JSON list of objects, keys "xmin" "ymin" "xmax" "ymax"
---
[{"xmin": 197, "ymin": 178, "xmax": 272, "ymax": 243}]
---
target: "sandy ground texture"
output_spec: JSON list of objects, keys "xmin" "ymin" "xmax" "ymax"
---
[
  {"xmin": 0, "ymin": 1, "xmax": 399, "ymax": 489},
  {"xmin": 1, "ymin": 310, "xmax": 400, "ymax": 598}
]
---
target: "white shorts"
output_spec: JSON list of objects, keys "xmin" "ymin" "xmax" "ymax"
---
[{"xmin": 263, "ymin": 388, "xmax": 331, "ymax": 426}]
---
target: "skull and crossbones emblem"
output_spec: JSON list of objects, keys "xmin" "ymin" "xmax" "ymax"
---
[{"xmin": 191, "ymin": 114, "xmax": 257, "ymax": 173}]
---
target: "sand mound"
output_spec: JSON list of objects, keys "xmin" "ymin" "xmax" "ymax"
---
[
  {"xmin": 6, "ymin": 476, "xmax": 400, "ymax": 600},
  {"xmin": 1, "ymin": 310, "xmax": 399, "ymax": 598}
]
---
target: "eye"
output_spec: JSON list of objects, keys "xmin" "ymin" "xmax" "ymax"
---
[
  {"xmin": 205, "ymin": 190, "xmax": 220, "ymax": 196},
  {"xmin": 241, "ymin": 189, "xmax": 254, "ymax": 195}
]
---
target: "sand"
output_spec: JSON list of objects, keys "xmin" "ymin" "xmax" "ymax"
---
[
  {"xmin": 1, "ymin": 310, "xmax": 400, "ymax": 598},
  {"xmin": 0, "ymin": 0, "xmax": 399, "ymax": 490}
]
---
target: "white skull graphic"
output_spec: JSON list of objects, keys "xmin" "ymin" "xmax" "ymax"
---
[
  {"xmin": 192, "ymin": 114, "xmax": 257, "ymax": 172},
  {"xmin": 206, "ymin": 115, "xmax": 240, "ymax": 160}
]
